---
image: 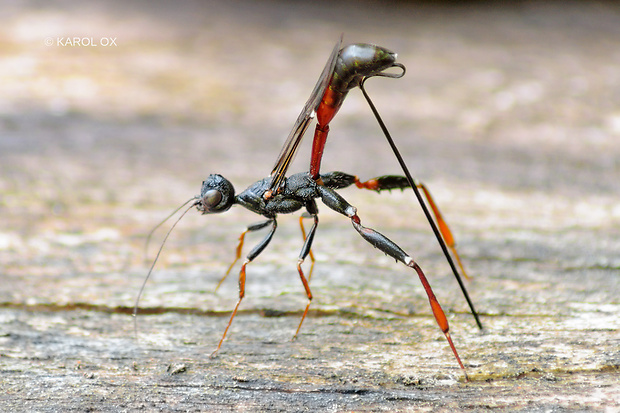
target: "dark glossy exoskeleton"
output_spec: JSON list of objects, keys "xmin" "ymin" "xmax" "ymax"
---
[
  {"xmin": 267, "ymin": 39, "xmax": 479, "ymax": 333},
  {"xmin": 136, "ymin": 39, "xmax": 480, "ymax": 381},
  {"xmin": 309, "ymin": 44, "xmax": 405, "ymax": 181},
  {"xmin": 197, "ymin": 171, "xmax": 467, "ymax": 377},
  {"xmin": 268, "ymin": 41, "xmax": 405, "ymax": 196}
]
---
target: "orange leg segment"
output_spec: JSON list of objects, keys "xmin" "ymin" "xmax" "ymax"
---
[
  {"xmin": 211, "ymin": 219, "xmax": 277, "ymax": 356},
  {"xmin": 354, "ymin": 175, "xmax": 471, "ymax": 280},
  {"xmin": 417, "ymin": 183, "xmax": 470, "ymax": 280},
  {"xmin": 216, "ymin": 220, "xmax": 276, "ymax": 292},
  {"xmin": 292, "ymin": 258, "xmax": 313, "ymax": 340},
  {"xmin": 211, "ymin": 260, "xmax": 247, "ymax": 358}
]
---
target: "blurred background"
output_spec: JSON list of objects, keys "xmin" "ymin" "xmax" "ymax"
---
[
  {"xmin": 1, "ymin": 0, "xmax": 619, "ymax": 409},
  {"xmin": 2, "ymin": 0, "xmax": 619, "ymax": 305}
]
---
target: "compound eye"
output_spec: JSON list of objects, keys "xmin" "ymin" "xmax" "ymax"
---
[{"xmin": 202, "ymin": 189, "xmax": 222, "ymax": 210}]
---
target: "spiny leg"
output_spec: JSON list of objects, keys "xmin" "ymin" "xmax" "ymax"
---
[
  {"xmin": 211, "ymin": 219, "xmax": 277, "ymax": 357},
  {"xmin": 354, "ymin": 175, "xmax": 470, "ymax": 280},
  {"xmin": 215, "ymin": 219, "xmax": 275, "ymax": 291},
  {"xmin": 318, "ymin": 185, "xmax": 468, "ymax": 380}
]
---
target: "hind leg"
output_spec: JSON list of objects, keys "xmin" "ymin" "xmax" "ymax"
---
[{"xmin": 317, "ymin": 185, "xmax": 468, "ymax": 379}]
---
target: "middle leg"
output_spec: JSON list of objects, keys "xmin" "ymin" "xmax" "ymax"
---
[
  {"xmin": 293, "ymin": 201, "xmax": 320, "ymax": 339},
  {"xmin": 299, "ymin": 213, "xmax": 316, "ymax": 282}
]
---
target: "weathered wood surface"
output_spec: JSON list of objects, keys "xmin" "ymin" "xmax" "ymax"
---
[{"xmin": 1, "ymin": 1, "xmax": 619, "ymax": 411}]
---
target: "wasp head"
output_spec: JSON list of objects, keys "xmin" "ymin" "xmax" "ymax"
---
[{"xmin": 196, "ymin": 174, "xmax": 235, "ymax": 214}]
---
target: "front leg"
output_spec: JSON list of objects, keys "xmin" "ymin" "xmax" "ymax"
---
[
  {"xmin": 212, "ymin": 218, "xmax": 277, "ymax": 357},
  {"xmin": 317, "ymin": 185, "xmax": 468, "ymax": 379},
  {"xmin": 216, "ymin": 219, "xmax": 276, "ymax": 291}
]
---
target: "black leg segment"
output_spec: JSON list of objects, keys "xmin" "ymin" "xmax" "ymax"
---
[{"xmin": 317, "ymin": 184, "xmax": 468, "ymax": 379}]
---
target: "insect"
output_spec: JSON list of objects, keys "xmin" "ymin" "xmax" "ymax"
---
[{"xmin": 136, "ymin": 38, "xmax": 482, "ymax": 381}]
